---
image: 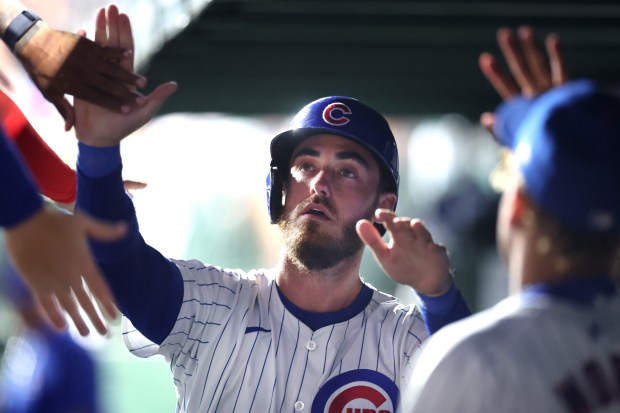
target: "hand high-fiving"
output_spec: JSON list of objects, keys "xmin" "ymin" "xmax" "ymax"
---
[
  {"xmin": 74, "ymin": 5, "xmax": 177, "ymax": 148},
  {"xmin": 356, "ymin": 209, "xmax": 453, "ymax": 296},
  {"xmin": 479, "ymin": 26, "xmax": 568, "ymax": 135}
]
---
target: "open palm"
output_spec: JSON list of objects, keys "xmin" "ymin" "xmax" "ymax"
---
[{"xmin": 74, "ymin": 5, "xmax": 177, "ymax": 147}]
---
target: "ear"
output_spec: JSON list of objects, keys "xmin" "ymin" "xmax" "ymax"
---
[
  {"xmin": 509, "ymin": 187, "xmax": 531, "ymax": 227},
  {"xmin": 378, "ymin": 192, "xmax": 397, "ymax": 212}
]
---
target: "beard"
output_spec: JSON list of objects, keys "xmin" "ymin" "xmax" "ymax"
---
[{"xmin": 278, "ymin": 195, "xmax": 376, "ymax": 271}]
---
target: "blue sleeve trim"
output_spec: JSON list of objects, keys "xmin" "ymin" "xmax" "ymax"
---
[
  {"xmin": 76, "ymin": 145, "xmax": 182, "ymax": 344},
  {"xmin": 417, "ymin": 283, "xmax": 471, "ymax": 335},
  {"xmin": 0, "ymin": 129, "xmax": 43, "ymax": 228},
  {"xmin": 77, "ymin": 142, "xmax": 122, "ymax": 178}
]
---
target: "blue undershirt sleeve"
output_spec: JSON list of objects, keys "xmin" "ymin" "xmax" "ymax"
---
[
  {"xmin": 0, "ymin": 127, "xmax": 43, "ymax": 228},
  {"xmin": 417, "ymin": 283, "xmax": 471, "ymax": 335},
  {"xmin": 76, "ymin": 142, "xmax": 183, "ymax": 345}
]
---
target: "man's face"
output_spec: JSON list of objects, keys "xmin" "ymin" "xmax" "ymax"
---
[{"xmin": 278, "ymin": 134, "xmax": 393, "ymax": 270}]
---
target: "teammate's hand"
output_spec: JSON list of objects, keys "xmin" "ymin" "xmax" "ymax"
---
[
  {"xmin": 4, "ymin": 206, "xmax": 127, "ymax": 336},
  {"xmin": 74, "ymin": 5, "xmax": 177, "ymax": 147},
  {"xmin": 356, "ymin": 209, "xmax": 453, "ymax": 296},
  {"xmin": 479, "ymin": 26, "xmax": 567, "ymax": 135},
  {"xmin": 15, "ymin": 21, "xmax": 148, "ymax": 131}
]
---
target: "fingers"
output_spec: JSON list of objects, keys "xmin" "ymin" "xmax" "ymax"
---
[
  {"xmin": 54, "ymin": 97, "xmax": 75, "ymax": 131},
  {"xmin": 546, "ymin": 33, "xmax": 568, "ymax": 86},
  {"xmin": 72, "ymin": 284, "xmax": 108, "ymax": 335},
  {"xmin": 356, "ymin": 219, "xmax": 388, "ymax": 258},
  {"xmin": 480, "ymin": 111, "xmax": 495, "ymax": 133},
  {"xmin": 107, "ymin": 6, "xmax": 120, "ymax": 47},
  {"xmin": 140, "ymin": 82, "xmax": 178, "ymax": 118},
  {"xmin": 517, "ymin": 26, "xmax": 551, "ymax": 91},
  {"xmin": 479, "ymin": 53, "xmax": 519, "ymax": 100},
  {"xmin": 375, "ymin": 209, "xmax": 432, "ymax": 242},
  {"xmin": 82, "ymin": 269, "xmax": 118, "ymax": 321},
  {"xmin": 95, "ymin": 7, "xmax": 107, "ymax": 45},
  {"xmin": 483, "ymin": 26, "xmax": 566, "ymax": 103},
  {"xmin": 95, "ymin": 57, "xmax": 147, "ymax": 90},
  {"xmin": 55, "ymin": 288, "xmax": 90, "ymax": 336},
  {"xmin": 123, "ymin": 180, "xmax": 147, "ymax": 190},
  {"xmin": 117, "ymin": 12, "xmax": 135, "ymax": 71},
  {"xmin": 497, "ymin": 27, "xmax": 536, "ymax": 96},
  {"xmin": 36, "ymin": 293, "xmax": 67, "ymax": 331}
]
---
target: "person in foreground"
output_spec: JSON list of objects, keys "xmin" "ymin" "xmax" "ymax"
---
[
  {"xmin": 404, "ymin": 28, "xmax": 620, "ymax": 413},
  {"xmin": 74, "ymin": 5, "xmax": 470, "ymax": 412}
]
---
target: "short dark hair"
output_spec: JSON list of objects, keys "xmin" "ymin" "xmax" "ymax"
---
[{"xmin": 531, "ymin": 199, "xmax": 620, "ymax": 273}]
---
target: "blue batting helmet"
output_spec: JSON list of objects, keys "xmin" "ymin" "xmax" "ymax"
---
[{"xmin": 266, "ymin": 96, "xmax": 400, "ymax": 233}]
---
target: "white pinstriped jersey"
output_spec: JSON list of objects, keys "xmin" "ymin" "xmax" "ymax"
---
[
  {"xmin": 403, "ymin": 286, "xmax": 620, "ymax": 413},
  {"xmin": 122, "ymin": 259, "xmax": 428, "ymax": 413}
]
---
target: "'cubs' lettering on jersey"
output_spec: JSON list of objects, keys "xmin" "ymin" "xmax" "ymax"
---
[
  {"xmin": 312, "ymin": 369, "xmax": 399, "ymax": 413},
  {"xmin": 323, "ymin": 103, "xmax": 352, "ymax": 126},
  {"xmin": 555, "ymin": 353, "xmax": 620, "ymax": 413}
]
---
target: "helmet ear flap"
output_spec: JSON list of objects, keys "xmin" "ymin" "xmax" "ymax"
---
[{"xmin": 267, "ymin": 163, "xmax": 284, "ymax": 224}]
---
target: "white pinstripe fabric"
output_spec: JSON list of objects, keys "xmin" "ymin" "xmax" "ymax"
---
[
  {"xmin": 404, "ymin": 289, "xmax": 620, "ymax": 412},
  {"xmin": 122, "ymin": 259, "xmax": 428, "ymax": 413}
]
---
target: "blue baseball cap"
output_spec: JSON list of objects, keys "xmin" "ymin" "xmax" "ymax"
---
[{"xmin": 493, "ymin": 79, "xmax": 620, "ymax": 232}]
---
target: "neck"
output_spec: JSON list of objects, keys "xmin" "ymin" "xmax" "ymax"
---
[
  {"xmin": 275, "ymin": 248, "xmax": 364, "ymax": 312},
  {"xmin": 509, "ymin": 231, "xmax": 597, "ymax": 292}
]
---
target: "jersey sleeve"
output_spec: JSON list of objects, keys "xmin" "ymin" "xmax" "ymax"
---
[
  {"xmin": 76, "ymin": 143, "xmax": 183, "ymax": 345},
  {"xmin": 417, "ymin": 283, "xmax": 471, "ymax": 335},
  {"xmin": 0, "ymin": 90, "xmax": 76, "ymax": 203},
  {"xmin": 0, "ymin": 126, "xmax": 43, "ymax": 228}
]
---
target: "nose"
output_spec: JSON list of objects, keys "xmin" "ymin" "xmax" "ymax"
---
[{"xmin": 310, "ymin": 169, "xmax": 331, "ymax": 197}]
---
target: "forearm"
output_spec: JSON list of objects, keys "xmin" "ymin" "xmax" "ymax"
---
[
  {"xmin": 76, "ymin": 143, "xmax": 182, "ymax": 344},
  {"xmin": 0, "ymin": 128, "xmax": 42, "ymax": 227}
]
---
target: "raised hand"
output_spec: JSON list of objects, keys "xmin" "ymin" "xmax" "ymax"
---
[
  {"xmin": 15, "ymin": 21, "xmax": 148, "ymax": 130},
  {"xmin": 74, "ymin": 5, "xmax": 177, "ymax": 147},
  {"xmin": 479, "ymin": 26, "xmax": 568, "ymax": 134},
  {"xmin": 5, "ymin": 206, "xmax": 127, "ymax": 336},
  {"xmin": 356, "ymin": 209, "xmax": 452, "ymax": 296}
]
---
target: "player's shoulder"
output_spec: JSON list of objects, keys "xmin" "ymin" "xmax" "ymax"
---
[
  {"xmin": 418, "ymin": 293, "xmax": 548, "ymax": 365},
  {"xmin": 171, "ymin": 258, "xmax": 274, "ymax": 290},
  {"xmin": 364, "ymin": 283, "xmax": 423, "ymax": 327}
]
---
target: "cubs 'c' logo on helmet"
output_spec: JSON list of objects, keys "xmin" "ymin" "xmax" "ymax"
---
[
  {"xmin": 312, "ymin": 370, "xmax": 399, "ymax": 413},
  {"xmin": 322, "ymin": 103, "xmax": 352, "ymax": 126}
]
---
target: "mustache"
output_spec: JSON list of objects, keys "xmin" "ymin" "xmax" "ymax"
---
[{"xmin": 299, "ymin": 194, "xmax": 335, "ymax": 215}]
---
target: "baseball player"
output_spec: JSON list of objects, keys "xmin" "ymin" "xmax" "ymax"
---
[
  {"xmin": 73, "ymin": 5, "xmax": 470, "ymax": 412},
  {"xmin": 404, "ymin": 28, "xmax": 620, "ymax": 412}
]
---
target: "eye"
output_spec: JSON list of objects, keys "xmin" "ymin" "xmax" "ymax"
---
[
  {"xmin": 340, "ymin": 168, "xmax": 356, "ymax": 178},
  {"xmin": 291, "ymin": 160, "xmax": 315, "ymax": 177}
]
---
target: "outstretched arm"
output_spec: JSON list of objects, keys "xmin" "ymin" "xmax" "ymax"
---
[
  {"xmin": 1, "ymin": 129, "xmax": 125, "ymax": 336},
  {"xmin": 0, "ymin": 89, "xmax": 77, "ymax": 203},
  {"xmin": 0, "ymin": 0, "xmax": 147, "ymax": 130},
  {"xmin": 74, "ymin": 5, "xmax": 181, "ymax": 345}
]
